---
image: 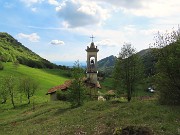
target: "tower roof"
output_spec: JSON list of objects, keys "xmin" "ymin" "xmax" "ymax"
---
[
  {"xmin": 90, "ymin": 42, "xmax": 95, "ymax": 48},
  {"xmin": 86, "ymin": 42, "xmax": 99, "ymax": 52}
]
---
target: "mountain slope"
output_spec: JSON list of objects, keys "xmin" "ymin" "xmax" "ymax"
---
[
  {"xmin": 137, "ymin": 48, "xmax": 157, "ymax": 76},
  {"xmin": 97, "ymin": 49, "xmax": 157, "ymax": 77},
  {"xmin": 0, "ymin": 32, "xmax": 57, "ymax": 68},
  {"xmin": 98, "ymin": 55, "xmax": 116, "ymax": 70}
]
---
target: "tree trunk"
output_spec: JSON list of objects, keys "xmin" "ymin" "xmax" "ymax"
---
[
  {"xmin": 11, "ymin": 94, "xmax": 15, "ymax": 108},
  {"xmin": 28, "ymin": 94, "xmax": 30, "ymax": 104}
]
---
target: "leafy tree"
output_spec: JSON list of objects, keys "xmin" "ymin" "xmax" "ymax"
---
[
  {"xmin": 0, "ymin": 61, "xmax": 3, "ymax": 70},
  {"xmin": 113, "ymin": 43, "xmax": 144, "ymax": 102},
  {"xmin": 68, "ymin": 61, "xmax": 85, "ymax": 107},
  {"xmin": 0, "ymin": 79, "xmax": 8, "ymax": 104},
  {"xmin": 152, "ymin": 29, "xmax": 180, "ymax": 105},
  {"xmin": 13, "ymin": 60, "xmax": 20, "ymax": 69},
  {"xmin": 19, "ymin": 77, "xmax": 38, "ymax": 104},
  {"xmin": 3, "ymin": 76, "xmax": 16, "ymax": 108}
]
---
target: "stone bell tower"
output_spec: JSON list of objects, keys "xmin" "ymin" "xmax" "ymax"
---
[{"xmin": 86, "ymin": 36, "xmax": 99, "ymax": 84}]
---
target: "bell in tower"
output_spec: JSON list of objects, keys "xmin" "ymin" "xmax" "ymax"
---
[{"xmin": 86, "ymin": 36, "xmax": 99, "ymax": 84}]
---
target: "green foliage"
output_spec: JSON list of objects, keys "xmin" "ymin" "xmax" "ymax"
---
[
  {"xmin": 152, "ymin": 29, "xmax": 180, "ymax": 105},
  {"xmin": 0, "ymin": 62, "xmax": 68, "ymax": 103},
  {"xmin": 104, "ymin": 93, "xmax": 115, "ymax": 101},
  {"xmin": 0, "ymin": 61, "xmax": 3, "ymax": 70},
  {"xmin": 0, "ymin": 32, "xmax": 67, "ymax": 69},
  {"xmin": 98, "ymin": 55, "xmax": 116, "ymax": 77},
  {"xmin": 56, "ymin": 90, "xmax": 69, "ymax": 101},
  {"xmin": 137, "ymin": 49, "xmax": 157, "ymax": 77},
  {"xmin": 3, "ymin": 76, "xmax": 16, "ymax": 108},
  {"xmin": 19, "ymin": 77, "xmax": 38, "ymax": 104},
  {"xmin": 68, "ymin": 61, "xmax": 85, "ymax": 107},
  {"xmin": 0, "ymin": 79, "xmax": 8, "ymax": 104},
  {"xmin": 113, "ymin": 44, "xmax": 144, "ymax": 102}
]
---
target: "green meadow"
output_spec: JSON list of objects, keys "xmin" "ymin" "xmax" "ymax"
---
[
  {"xmin": 0, "ymin": 62, "xmax": 69, "ymax": 103},
  {"xmin": 0, "ymin": 63, "xmax": 180, "ymax": 135},
  {"xmin": 0, "ymin": 100, "xmax": 179, "ymax": 135}
]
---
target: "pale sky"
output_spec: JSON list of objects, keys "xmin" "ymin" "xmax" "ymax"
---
[{"xmin": 1, "ymin": 0, "xmax": 180, "ymax": 64}]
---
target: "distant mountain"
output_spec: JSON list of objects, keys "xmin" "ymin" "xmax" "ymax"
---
[
  {"xmin": 0, "ymin": 32, "xmax": 59, "ymax": 69},
  {"xmin": 97, "ymin": 48, "xmax": 157, "ymax": 77},
  {"xmin": 98, "ymin": 55, "xmax": 116, "ymax": 71}
]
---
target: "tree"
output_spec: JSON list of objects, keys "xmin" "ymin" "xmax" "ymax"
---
[
  {"xmin": 19, "ymin": 77, "xmax": 38, "ymax": 104},
  {"xmin": 152, "ymin": 28, "xmax": 180, "ymax": 105},
  {"xmin": 113, "ymin": 43, "xmax": 143, "ymax": 102},
  {"xmin": 0, "ymin": 59, "xmax": 3, "ymax": 70},
  {"xmin": 13, "ymin": 60, "xmax": 20, "ymax": 69},
  {"xmin": 68, "ymin": 61, "xmax": 85, "ymax": 107},
  {"xmin": 0, "ymin": 79, "xmax": 8, "ymax": 104},
  {"xmin": 3, "ymin": 76, "xmax": 16, "ymax": 108}
]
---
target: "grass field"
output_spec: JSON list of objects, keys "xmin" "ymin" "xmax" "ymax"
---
[
  {"xmin": 0, "ymin": 63, "xmax": 179, "ymax": 135},
  {"xmin": 0, "ymin": 62, "xmax": 69, "ymax": 104},
  {"xmin": 0, "ymin": 99, "xmax": 179, "ymax": 135}
]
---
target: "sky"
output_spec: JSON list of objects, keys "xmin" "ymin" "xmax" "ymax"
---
[{"xmin": 0, "ymin": 0, "xmax": 180, "ymax": 65}]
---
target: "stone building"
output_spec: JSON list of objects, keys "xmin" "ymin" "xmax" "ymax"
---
[{"xmin": 86, "ymin": 39, "xmax": 99, "ymax": 85}]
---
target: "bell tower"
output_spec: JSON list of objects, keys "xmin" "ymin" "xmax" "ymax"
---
[{"xmin": 86, "ymin": 36, "xmax": 99, "ymax": 84}]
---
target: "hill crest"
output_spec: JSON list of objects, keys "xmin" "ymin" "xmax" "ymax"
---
[{"xmin": 0, "ymin": 32, "xmax": 59, "ymax": 69}]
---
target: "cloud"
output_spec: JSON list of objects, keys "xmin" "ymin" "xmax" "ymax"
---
[
  {"xmin": 56, "ymin": 0, "xmax": 109, "ymax": 28},
  {"xmin": 20, "ymin": 0, "xmax": 44, "ymax": 7},
  {"xmin": 95, "ymin": 39, "xmax": 118, "ymax": 47},
  {"xmin": 17, "ymin": 33, "xmax": 40, "ymax": 42},
  {"xmin": 31, "ymin": 7, "xmax": 37, "ymax": 12},
  {"xmin": 95, "ymin": 0, "xmax": 180, "ymax": 18},
  {"xmin": 95, "ymin": 0, "xmax": 143, "ymax": 9},
  {"xmin": 48, "ymin": 0, "xmax": 59, "ymax": 6},
  {"xmin": 50, "ymin": 40, "xmax": 65, "ymax": 45}
]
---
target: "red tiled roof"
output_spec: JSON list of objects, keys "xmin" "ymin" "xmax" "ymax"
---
[{"xmin": 47, "ymin": 80, "xmax": 72, "ymax": 94}]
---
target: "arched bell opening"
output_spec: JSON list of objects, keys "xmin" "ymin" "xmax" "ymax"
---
[{"xmin": 90, "ymin": 57, "xmax": 95, "ymax": 65}]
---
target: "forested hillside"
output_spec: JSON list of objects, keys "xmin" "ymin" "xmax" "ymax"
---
[
  {"xmin": 97, "ymin": 49, "xmax": 157, "ymax": 77},
  {"xmin": 0, "ymin": 32, "xmax": 59, "ymax": 69}
]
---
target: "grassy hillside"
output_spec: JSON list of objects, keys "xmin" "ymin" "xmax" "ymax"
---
[
  {"xmin": 0, "ymin": 32, "xmax": 59, "ymax": 68},
  {"xmin": 0, "ymin": 62, "xmax": 69, "ymax": 102},
  {"xmin": 0, "ymin": 100, "xmax": 179, "ymax": 135}
]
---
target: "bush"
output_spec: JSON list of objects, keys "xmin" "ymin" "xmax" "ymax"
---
[
  {"xmin": 104, "ymin": 90, "xmax": 116, "ymax": 100},
  {"xmin": 0, "ymin": 62, "xmax": 4, "ymax": 70},
  {"xmin": 56, "ymin": 90, "xmax": 69, "ymax": 101}
]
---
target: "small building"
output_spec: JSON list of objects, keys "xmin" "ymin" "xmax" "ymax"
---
[{"xmin": 46, "ymin": 80, "xmax": 71, "ymax": 101}]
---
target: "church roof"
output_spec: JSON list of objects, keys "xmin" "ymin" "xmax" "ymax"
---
[{"xmin": 47, "ymin": 80, "xmax": 72, "ymax": 94}]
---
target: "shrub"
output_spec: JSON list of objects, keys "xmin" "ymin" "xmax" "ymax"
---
[
  {"xmin": 0, "ymin": 62, "xmax": 4, "ymax": 70},
  {"xmin": 56, "ymin": 90, "xmax": 69, "ymax": 101}
]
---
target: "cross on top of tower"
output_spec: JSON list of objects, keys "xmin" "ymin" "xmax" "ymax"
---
[{"xmin": 90, "ymin": 35, "xmax": 95, "ymax": 42}]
